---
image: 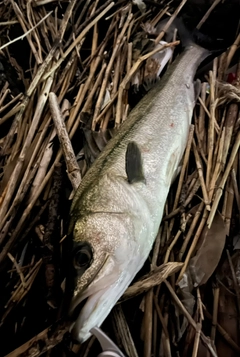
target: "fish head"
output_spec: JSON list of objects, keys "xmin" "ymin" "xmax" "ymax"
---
[{"xmin": 68, "ymin": 212, "xmax": 137, "ymax": 343}]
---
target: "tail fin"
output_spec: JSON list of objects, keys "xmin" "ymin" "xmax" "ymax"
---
[
  {"xmin": 156, "ymin": 17, "xmax": 231, "ymax": 55},
  {"xmin": 155, "ymin": 17, "xmax": 195, "ymax": 49}
]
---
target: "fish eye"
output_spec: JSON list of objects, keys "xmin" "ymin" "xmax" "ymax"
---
[{"xmin": 73, "ymin": 244, "xmax": 93, "ymax": 270}]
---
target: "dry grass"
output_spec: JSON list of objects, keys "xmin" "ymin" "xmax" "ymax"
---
[{"xmin": 0, "ymin": 1, "xmax": 239, "ymax": 356}]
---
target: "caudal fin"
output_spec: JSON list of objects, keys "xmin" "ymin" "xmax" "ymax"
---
[
  {"xmin": 156, "ymin": 16, "xmax": 231, "ymax": 55},
  {"xmin": 155, "ymin": 17, "xmax": 195, "ymax": 49}
]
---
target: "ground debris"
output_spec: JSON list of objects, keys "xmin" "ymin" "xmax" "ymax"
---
[{"xmin": 0, "ymin": 0, "xmax": 240, "ymax": 356}]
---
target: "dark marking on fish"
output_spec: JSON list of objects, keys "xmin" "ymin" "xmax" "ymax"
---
[{"xmin": 125, "ymin": 141, "xmax": 145, "ymax": 184}]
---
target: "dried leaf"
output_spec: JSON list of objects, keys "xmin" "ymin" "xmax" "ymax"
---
[
  {"xmin": 0, "ymin": 155, "xmax": 18, "ymax": 196},
  {"xmin": 101, "ymin": 88, "xmax": 111, "ymax": 110},
  {"xmin": 132, "ymin": 0, "xmax": 146, "ymax": 14},
  {"xmin": 233, "ymin": 231, "xmax": 240, "ymax": 250},
  {"xmin": 83, "ymin": 128, "xmax": 116, "ymax": 166},
  {"xmin": 217, "ymin": 285, "xmax": 239, "ymax": 357},
  {"xmin": 131, "ymin": 40, "xmax": 173, "ymax": 91},
  {"xmin": 143, "ymin": 41, "xmax": 173, "ymax": 89},
  {"xmin": 189, "ymin": 212, "xmax": 227, "ymax": 285},
  {"xmin": 121, "ymin": 262, "xmax": 183, "ymax": 301},
  {"xmin": 215, "ymin": 251, "xmax": 240, "ymax": 357}
]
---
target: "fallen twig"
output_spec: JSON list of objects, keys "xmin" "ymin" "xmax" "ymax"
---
[
  {"xmin": 49, "ymin": 92, "xmax": 81, "ymax": 192},
  {"xmin": 5, "ymin": 323, "xmax": 69, "ymax": 357}
]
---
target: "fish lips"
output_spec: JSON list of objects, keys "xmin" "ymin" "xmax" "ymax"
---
[
  {"xmin": 68, "ymin": 252, "xmax": 137, "ymax": 343},
  {"xmin": 68, "ymin": 253, "xmax": 117, "ymax": 342},
  {"xmin": 69, "ymin": 285, "xmax": 112, "ymax": 343}
]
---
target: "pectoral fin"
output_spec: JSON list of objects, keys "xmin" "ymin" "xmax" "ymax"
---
[
  {"xmin": 125, "ymin": 141, "xmax": 145, "ymax": 184},
  {"xmin": 194, "ymin": 79, "xmax": 201, "ymax": 102},
  {"xmin": 166, "ymin": 149, "xmax": 179, "ymax": 185}
]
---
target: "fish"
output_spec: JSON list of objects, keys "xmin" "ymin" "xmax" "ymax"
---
[{"xmin": 68, "ymin": 25, "xmax": 210, "ymax": 343}]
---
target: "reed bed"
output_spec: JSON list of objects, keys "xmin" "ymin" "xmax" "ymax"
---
[{"xmin": 0, "ymin": 1, "xmax": 239, "ymax": 356}]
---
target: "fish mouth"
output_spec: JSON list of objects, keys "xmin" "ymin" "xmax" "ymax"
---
[
  {"xmin": 69, "ymin": 285, "xmax": 112, "ymax": 343},
  {"xmin": 68, "ymin": 247, "xmax": 148, "ymax": 343},
  {"xmin": 68, "ymin": 254, "xmax": 120, "ymax": 343},
  {"xmin": 68, "ymin": 253, "xmax": 111, "ymax": 322},
  {"xmin": 68, "ymin": 268, "xmax": 134, "ymax": 343}
]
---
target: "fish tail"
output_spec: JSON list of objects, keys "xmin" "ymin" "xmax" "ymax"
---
[
  {"xmin": 156, "ymin": 17, "xmax": 194, "ymax": 49},
  {"xmin": 172, "ymin": 18, "xmax": 195, "ymax": 49},
  {"xmin": 157, "ymin": 17, "xmax": 229, "ymax": 56},
  {"xmin": 156, "ymin": 17, "xmax": 211, "ymax": 64}
]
